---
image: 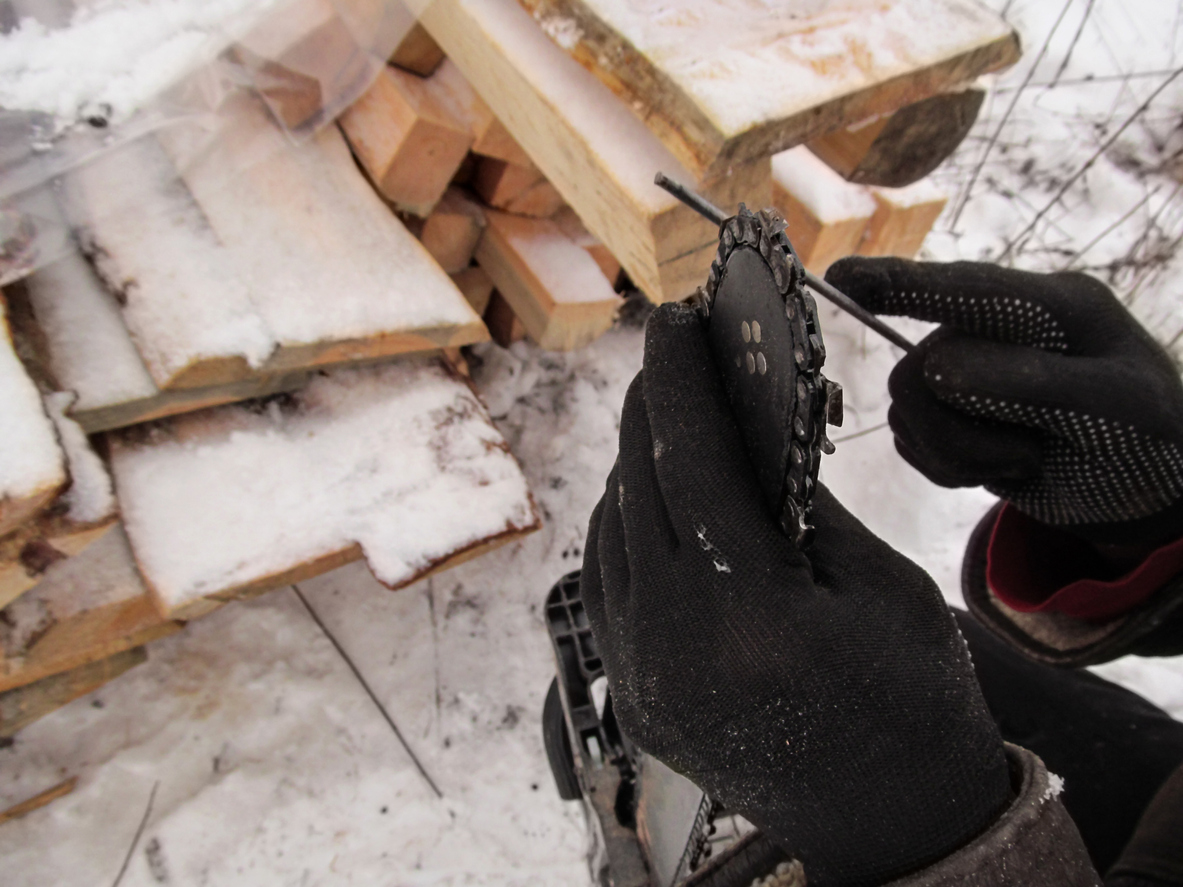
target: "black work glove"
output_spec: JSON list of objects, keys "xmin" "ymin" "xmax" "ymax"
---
[
  {"xmin": 581, "ymin": 303, "xmax": 1010, "ymax": 887},
  {"xmin": 825, "ymin": 258, "xmax": 1183, "ymax": 547}
]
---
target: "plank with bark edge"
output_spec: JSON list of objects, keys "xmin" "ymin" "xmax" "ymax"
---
[
  {"xmin": 516, "ymin": 0, "xmax": 1018, "ymax": 179},
  {"xmin": 108, "ymin": 360, "xmax": 540, "ymax": 620}
]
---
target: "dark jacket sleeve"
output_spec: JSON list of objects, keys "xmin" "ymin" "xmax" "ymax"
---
[
  {"xmin": 1107, "ymin": 763, "xmax": 1183, "ymax": 887},
  {"xmin": 884, "ymin": 744, "xmax": 1100, "ymax": 887}
]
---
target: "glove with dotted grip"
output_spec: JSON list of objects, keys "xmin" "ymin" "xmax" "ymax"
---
[
  {"xmin": 580, "ymin": 302, "xmax": 1010, "ymax": 887},
  {"xmin": 825, "ymin": 258, "xmax": 1183, "ymax": 546}
]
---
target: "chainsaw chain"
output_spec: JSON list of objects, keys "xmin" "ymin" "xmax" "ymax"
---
[{"xmin": 693, "ymin": 205, "xmax": 836, "ymax": 545}]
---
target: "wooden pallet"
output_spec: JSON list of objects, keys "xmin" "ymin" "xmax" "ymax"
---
[
  {"xmin": 108, "ymin": 359, "xmax": 540, "ymax": 620},
  {"xmin": 517, "ymin": 0, "xmax": 1018, "ymax": 179},
  {"xmin": 416, "ymin": 0, "xmax": 770, "ymax": 303}
]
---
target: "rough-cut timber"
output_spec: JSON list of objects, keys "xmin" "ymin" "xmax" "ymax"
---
[
  {"xmin": 12, "ymin": 255, "xmax": 477, "ymax": 434},
  {"xmin": 0, "ymin": 298, "xmax": 66, "ymax": 539},
  {"xmin": 0, "ymin": 777, "xmax": 79, "ymax": 823},
  {"xmin": 808, "ymin": 87, "xmax": 986, "ymax": 188},
  {"xmin": 553, "ymin": 206, "xmax": 622, "ymax": 285},
  {"xmin": 0, "ymin": 509, "xmax": 116, "ymax": 613},
  {"xmin": 858, "ymin": 181, "xmax": 949, "ymax": 259},
  {"xmin": 0, "ymin": 526, "xmax": 182, "ymax": 694},
  {"xmin": 108, "ymin": 360, "xmax": 540, "ymax": 620},
  {"xmin": 62, "ymin": 101, "xmax": 487, "ymax": 392},
  {"xmin": 232, "ymin": 0, "xmax": 381, "ymax": 132},
  {"xmin": 339, "ymin": 64, "xmax": 475, "ymax": 216},
  {"xmin": 427, "ymin": 61, "xmax": 538, "ymax": 169},
  {"xmin": 0, "ymin": 649, "xmax": 145, "ymax": 739},
  {"xmin": 419, "ymin": 186, "xmax": 487, "ymax": 273},
  {"xmin": 516, "ymin": 0, "xmax": 1019, "ymax": 179},
  {"xmin": 391, "ymin": 22, "xmax": 446, "ymax": 76},
  {"xmin": 414, "ymin": 0, "xmax": 771, "ymax": 302},
  {"xmin": 451, "ymin": 266, "xmax": 495, "ymax": 316},
  {"xmin": 771, "ymin": 147, "xmax": 877, "ymax": 275},
  {"xmin": 473, "ymin": 158, "xmax": 564, "ymax": 218},
  {"xmin": 477, "ymin": 210, "xmax": 622, "ymax": 350},
  {"xmin": 484, "ymin": 290, "xmax": 527, "ymax": 348}
]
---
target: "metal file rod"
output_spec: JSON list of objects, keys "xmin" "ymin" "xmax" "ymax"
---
[{"xmin": 653, "ymin": 172, "xmax": 915, "ymax": 354}]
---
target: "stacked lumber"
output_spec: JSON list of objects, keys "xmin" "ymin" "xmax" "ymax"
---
[
  {"xmin": 340, "ymin": 56, "xmax": 624, "ymax": 351},
  {"xmin": 515, "ymin": 0, "xmax": 1017, "ymax": 179},
  {"xmin": 770, "ymin": 147, "xmax": 948, "ymax": 273},
  {"xmin": 0, "ymin": 90, "xmax": 543, "ymax": 734},
  {"xmin": 0, "ymin": 0, "xmax": 1013, "ymax": 738},
  {"xmin": 108, "ymin": 359, "xmax": 540, "ymax": 621}
]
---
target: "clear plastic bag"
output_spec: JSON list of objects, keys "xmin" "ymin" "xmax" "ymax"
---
[{"xmin": 0, "ymin": 0, "xmax": 414, "ymax": 285}]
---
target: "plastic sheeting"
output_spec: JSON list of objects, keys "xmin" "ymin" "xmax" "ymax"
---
[{"xmin": 0, "ymin": 0, "xmax": 415, "ymax": 285}]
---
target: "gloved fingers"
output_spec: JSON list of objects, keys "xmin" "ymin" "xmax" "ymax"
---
[
  {"xmin": 618, "ymin": 372, "xmax": 679, "ymax": 555},
  {"xmin": 920, "ymin": 333, "xmax": 1179, "ymax": 439},
  {"xmin": 640, "ymin": 302, "xmax": 780, "ymax": 550},
  {"xmin": 595, "ymin": 462, "xmax": 632, "ymax": 624},
  {"xmin": 824, "ymin": 257, "xmax": 1124, "ymax": 352},
  {"xmin": 886, "ymin": 334, "xmax": 1044, "ymax": 486},
  {"xmin": 579, "ymin": 492, "xmax": 609, "ymax": 645}
]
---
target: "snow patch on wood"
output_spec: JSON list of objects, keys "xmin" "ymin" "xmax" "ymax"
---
[
  {"xmin": 109, "ymin": 360, "xmax": 538, "ymax": 614},
  {"xmin": 0, "ymin": 298, "xmax": 65, "ymax": 513},
  {"xmin": 772, "ymin": 146, "xmax": 877, "ymax": 223}
]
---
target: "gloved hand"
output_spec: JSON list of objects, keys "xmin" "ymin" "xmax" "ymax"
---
[
  {"xmin": 825, "ymin": 258, "xmax": 1183, "ymax": 546},
  {"xmin": 581, "ymin": 303, "xmax": 1011, "ymax": 887}
]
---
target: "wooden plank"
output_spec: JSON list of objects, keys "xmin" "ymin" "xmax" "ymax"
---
[
  {"xmin": 476, "ymin": 210, "xmax": 621, "ymax": 350},
  {"xmin": 415, "ymin": 0, "xmax": 771, "ymax": 303},
  {"xmin": 339, "ymin": 64, "xmax": 475, "ymax": 216},
  {"xmin": 517, "ymin": 0, "xmax": 1019, "ymax": 178},
  {"xmin": 61, "ymin": 100, "xmax": 488, "ymax": 390},
  {"xmin": 808, "ymin": 87, "xmax": 986, "ymax": 188},
  {"xmin": 0, "ymin": 526, "xmax": 182, "ymax": 694},
  {"xmin": 0, "ymin": 777, "xmax": 78, "ymax": 824},
  {"xmin": 770, "ymin": 146, "xmax": 877, "ymax": 275},
  {"xmin": 428, "ymin": 61, "xmax": 538, "ymax": 168},
  {"xmin": 0, "ymin": 649, "xmax": 146, "ymax": 739},
  {"xmin": 0, "ymin": 512, "xmax": 116, "ymax": 612},
  {"xmin": 232, "ymin": 0, "xmax": 385, "ymax": 132},
  {"xmin": 451, "ymin": 266, "xmax": 495, "ymax": 316},
  {"xmin": 108, "ymin": 359, "xmax": 541, "ymax": 620},
  {"xmin": 472, "ymin": 157, "xmax": 564, "ymax": 217},
  {"xmin": 484, "ymin": 290, "xmax": 526, "ymax": 348},
  {"xmin": 419, "ymin": 186, "xmax": 487, "ymax": 273},
  {"xmin": 14, "ymin": 248, "xmax": 484, "ymax": 434},
  {"xmin": 391, "ymin": 22, "xmax": 446, "ymax": 76},
  {"xmin": 553, "ymin": 206, "xmax": 622, "ymax": 285},
  {"xmin": 0, "ymin": 297, "xmax": 66, "ymax": 538},
  {"xmin": 858, "ymin": 181, "xmax": 948, "ymax": 259},
  {"xmin": 473, "ymin": 116, "xmax": 535, "ymax": 168}
]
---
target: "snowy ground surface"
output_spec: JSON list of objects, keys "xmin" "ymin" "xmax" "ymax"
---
[{"xmin": 4, "ymin": 0, "xmax": 1183, "ymax": 884}]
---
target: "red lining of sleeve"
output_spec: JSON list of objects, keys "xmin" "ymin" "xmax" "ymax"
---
[{"xmin": 986, "ymin": 503, "xmax": 1183, "ymax": 621}]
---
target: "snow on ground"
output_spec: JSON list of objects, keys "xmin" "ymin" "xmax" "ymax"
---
[
  {"xmin": 2, "ymin": 1, "xmax": 1183, "ymax": 884},
  {"xmin": 0, "ymin": 0, "xmax": 287, "ymax": 129}
]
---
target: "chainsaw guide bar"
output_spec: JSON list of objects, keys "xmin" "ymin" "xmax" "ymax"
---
[{"xmin": 690, "ymin": 205, "xmax": 843, "ymax": 546}]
